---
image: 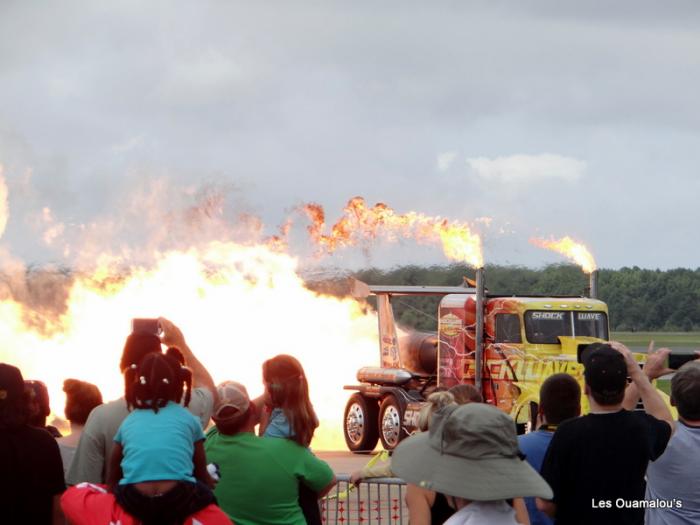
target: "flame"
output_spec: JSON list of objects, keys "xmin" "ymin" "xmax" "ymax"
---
[
  {"xmin": 303, "ymin": 197, "xmax": 484, "ymax": 268},
  {"xmin": 0, "ymin": 243, "xmax": 378, "ymax": 449},
  {"xmin": 530, "ymin": 236, "xmax": 597, "ymax": 273},
  {"xmin": 0, "ymin": 177, "xmax": 486, "ymax": 450},
  {"xmin": 0, "ymin": 172, "xmax": 385, "ymax": 449}
]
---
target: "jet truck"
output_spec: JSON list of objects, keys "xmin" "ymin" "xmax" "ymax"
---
[{"xmin": 343, "ymin": 269, "xmax": 625, "ymax": 452}]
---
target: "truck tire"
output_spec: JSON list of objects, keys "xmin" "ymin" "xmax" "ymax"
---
[
  {"xmin": 379, "ymin": 394, "xmax": 407, "ymax": 450},
  {"xmin": 344, "ymin": 393, "xmax": 379, "ymax": 453}
]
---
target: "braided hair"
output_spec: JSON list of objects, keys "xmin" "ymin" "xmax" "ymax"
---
[{"xmin": 124, "ymin": 350, "xmax": 192, "ymax": 413}]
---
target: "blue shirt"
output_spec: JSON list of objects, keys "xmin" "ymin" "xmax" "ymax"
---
[
  {"xmin": 114, "ymin": 401, "xmax": 205, "ymax": 484},
  {"xmin": 264, "ymin": 407, "xmax": 293, "ymax": 439},
  {"xmin": 518, "ymin": 429, "xmax": 554, "ymax": 525}
]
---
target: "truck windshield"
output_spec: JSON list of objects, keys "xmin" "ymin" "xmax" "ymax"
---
[
  {"xmin": 524, "ymin": 311, "xmax": 572, "ymax": 344},
  {"xmin": 574, "ymin": 311, "xmax": 609, "ymax": 339},
  {"xmin": 525, "ymin": 310, "xmax": 608, "ymax": 344}
]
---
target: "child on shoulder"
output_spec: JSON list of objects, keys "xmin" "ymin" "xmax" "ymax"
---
[
  {"xmin": 108, "ymin": 349, "xmax": 216, "ymax": 525},
  {"xmin": 259, "ymin": 354, "xmax": 322, "ymax": 525}
]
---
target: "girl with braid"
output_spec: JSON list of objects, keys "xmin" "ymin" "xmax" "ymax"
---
[{"xmin": 108, "ymin": 349, "xmax": 216, "ymax": 525}]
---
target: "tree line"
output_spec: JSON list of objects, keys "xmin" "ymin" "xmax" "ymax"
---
[{"xmin": 327, "ymin": 264, "xmax": 700, "ymax": 332}]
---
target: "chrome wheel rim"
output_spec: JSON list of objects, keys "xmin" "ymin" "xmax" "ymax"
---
[
  {"xmin": 346, "ymin": 403, "xmax": 365, "ymax": 445},
  {"xmin": 381, "ymin": 405, "xmax": 401, "ymax": 447}
]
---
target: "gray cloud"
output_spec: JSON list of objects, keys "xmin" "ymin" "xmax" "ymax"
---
[{"xmin": 0, "ymin": 1, "xmax": 699, "ymax": 269}]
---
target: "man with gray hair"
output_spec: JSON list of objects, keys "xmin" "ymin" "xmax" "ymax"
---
[{"xmin": 645, "ymin": 355, "xmax": 700, "ymax": 524}]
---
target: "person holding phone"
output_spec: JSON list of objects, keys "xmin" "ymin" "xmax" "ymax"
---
[{"xmin": 67, "ymin": 318, "xmax": 217, "ymax": 486}]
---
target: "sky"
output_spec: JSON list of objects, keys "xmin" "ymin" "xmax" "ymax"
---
[{"xmin": 1, "ymin": 1, "xmax": 699, "ymax": 271}]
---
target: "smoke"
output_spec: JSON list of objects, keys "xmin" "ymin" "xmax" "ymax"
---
[
  {"xmin": 0, "ymin": 264, "xmax": 74, "ymax": 335},
  {"xmin": 0, "ymin": 174, "xmax": 275, "ymax": 335}
]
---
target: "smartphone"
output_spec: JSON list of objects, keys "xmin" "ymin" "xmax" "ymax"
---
[
  {"xmin": 667, "ymin": 353, "xmax": 699, "ymax": 370},
  {"xmin": 131, "ymin": 318, "xmax": 162, "ymax": 336}
]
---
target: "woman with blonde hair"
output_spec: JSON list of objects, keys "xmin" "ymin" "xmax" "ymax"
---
[{"xmin": 417, "ymin": 391, "xmax": 457, "ymax": 431}]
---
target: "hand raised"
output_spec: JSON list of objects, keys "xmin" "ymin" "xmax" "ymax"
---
[
  {"xmin": 158, "ymin": 317, "xmax": 186, "ymax": 349},
  {"xmin": 643, "ymin": 341, "xmax": 673, "ymax": 380}
]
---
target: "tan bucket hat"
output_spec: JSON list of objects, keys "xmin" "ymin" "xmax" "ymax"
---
[{"xmin": 392, "ymin": 402, "xmax": 552, "ymax": 501}]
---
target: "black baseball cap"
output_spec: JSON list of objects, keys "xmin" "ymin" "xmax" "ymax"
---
[{"xmin": 582, "ymin": 343, "xmax": 627, "ymax": 395}]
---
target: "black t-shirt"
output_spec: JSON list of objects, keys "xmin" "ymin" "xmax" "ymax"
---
[
  {"xmin": 540, "ymin": 410, "xmax": 672, "ymax": 525},
  {"xmin": 0, "ymin": 424, "xmax": 66, "ymax": 524}
]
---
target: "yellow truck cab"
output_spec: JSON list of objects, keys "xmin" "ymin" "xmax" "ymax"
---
[
  {"xmin": 438, "ymin": 294, "xmax": 609, "ymax": 425},
  {"xmin": 343, "ymin": 272, "xmax": 666, "ymax": 452}
]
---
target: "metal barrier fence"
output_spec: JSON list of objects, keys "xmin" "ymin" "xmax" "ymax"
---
[{"xmin": 320, "ymin": 474, "xmax": 407, "ymax": 524}]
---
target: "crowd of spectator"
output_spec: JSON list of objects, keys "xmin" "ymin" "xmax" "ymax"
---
[
  {"xmin": 1, "ymin": 318, "xmax": 336, "ymax": 525},
  {"xmin": 1, "ymin": 319, "xmax": 699, "ymax": 525},
  {"xmin": 389, "ymin": 341, "xmax": 700, "ymax": 525}
]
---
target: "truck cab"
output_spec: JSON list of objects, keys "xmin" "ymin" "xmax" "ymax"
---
[
  {"xmin": 343, "ymin": 275, "xmax": 620, "ymax": 452},
  {"xmin": 438, "ymin": 295, "xmax": 608, "ymax": 423}
]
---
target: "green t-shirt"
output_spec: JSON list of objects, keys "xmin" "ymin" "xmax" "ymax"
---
[{"xmin": 204, "ymin": 429, "xmax": 334, "ymax": 525}]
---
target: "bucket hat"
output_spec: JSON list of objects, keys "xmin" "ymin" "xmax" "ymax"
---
[{"xmin": 392, "ymin": 402, "xmax": 552, "ymax": 501}]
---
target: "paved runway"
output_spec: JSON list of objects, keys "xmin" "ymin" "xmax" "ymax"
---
[{"xmin": 317, "ymin": 449, "xmax": 385, "ymax": 475}]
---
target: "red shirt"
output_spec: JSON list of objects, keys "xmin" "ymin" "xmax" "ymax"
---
[{"xmin": 61, "ymin": 483, "xmax": 233, "ymax": 525}]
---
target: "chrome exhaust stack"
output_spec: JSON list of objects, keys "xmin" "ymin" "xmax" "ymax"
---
[
  {"xmin": 589, "ymin": 270, "xmax": 599, "ymax": 299},
  {"xmin": 474, "ymin": 267, "xmax": 485, "ymax": 391}
]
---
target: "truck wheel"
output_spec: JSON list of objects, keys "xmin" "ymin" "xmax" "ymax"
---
[
  {"xmin": 379, "ymin": 395, "xmax": 407, "ymax": 450},
  {"xmin": 344, "ymin": 394, "xmax": 379, "ymax": 453}
]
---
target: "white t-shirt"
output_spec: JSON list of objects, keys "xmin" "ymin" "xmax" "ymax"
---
[{"xmin": 443, "ymin": 500, "xmax": 519, "ymax": 525}]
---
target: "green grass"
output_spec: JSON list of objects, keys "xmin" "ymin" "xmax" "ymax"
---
[
  {"xmin": 612, "ymin": 333, "xmax": 693, "ymax": 397},
  {"xmin": 612, "ymin": 333, "xmax": 697, "ymax": 382},
  {"xmin": 612, "ymin": 331, "xmax": 700, "ymax": 349}
]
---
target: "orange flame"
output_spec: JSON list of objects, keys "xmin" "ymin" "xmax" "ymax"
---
[
  {"xmin": 0, "ymin": 173, "xmax": 387, "ymax": 449},
  {"xmin": 1, "ymin": 173, "xmax": 486, "ymax": 450},
  {"xmin": 530, "ymin": 236, "xmax": 597, "ymax": 273},
  {"xmin": 0, "ymin": 244, "xmax": 378, "ymax": 449},
  {"xmin": 303, "ymin": 197, "xmax": 484, "ymax": 268}
]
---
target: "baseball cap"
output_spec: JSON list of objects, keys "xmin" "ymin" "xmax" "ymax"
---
[
  {"xmin": 213, "ymin": 381, "xmax": 251, "ymax": 426},
  {"xmin": 582, "ymin": 343, "xmax": 627, "ymax": 395},
  {"xmin": 392, "ymin": 402, "xmax": 552, "ymax": 501}
]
